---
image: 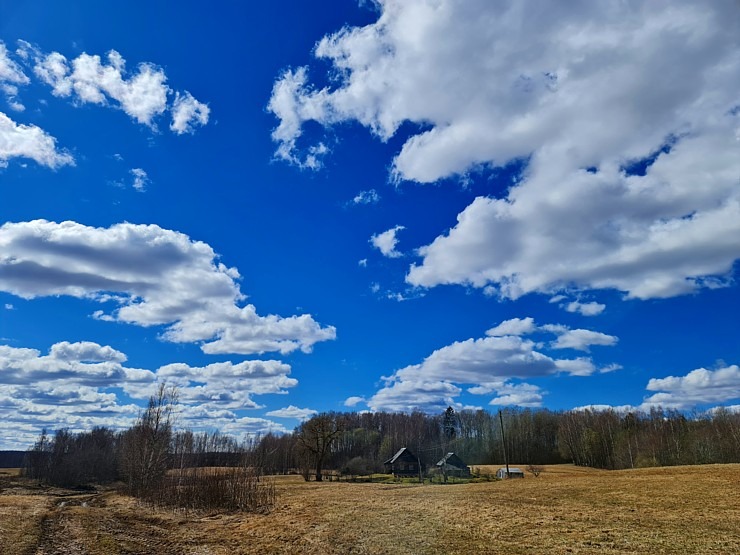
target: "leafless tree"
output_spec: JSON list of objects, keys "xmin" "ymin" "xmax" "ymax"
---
[
  {"xmin": 119, "ymin": 383, "xmax": 177, "ymax": 497},
  {"xmin": 527, "ymin": 464, "xmax": 544, "ymax": 477},
  {"xmin": 297, "ymin": 413, "xmax": 344, "ymax": 481}
]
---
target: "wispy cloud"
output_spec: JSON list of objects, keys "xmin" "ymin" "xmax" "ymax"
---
[
  {"xmin": 352, "ymin": 189, "xmax": 380, "ymax": 205},
  {"xmin": 130, "ymin": 168, "xmax": 149, "ymax": 192}
]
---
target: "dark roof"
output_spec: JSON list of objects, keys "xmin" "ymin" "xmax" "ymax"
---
[
  {"xmin": 384, "ymin": 447, "xmax": 416, "ymax": 465},
  {"xmin": 435, "ymin": 452, "xmax": 468, "ymax": 468}
]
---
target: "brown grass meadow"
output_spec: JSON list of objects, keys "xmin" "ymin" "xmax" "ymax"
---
[{"xmin": 1, "ymin": 464, "xmax": 738, "ymax": 554}]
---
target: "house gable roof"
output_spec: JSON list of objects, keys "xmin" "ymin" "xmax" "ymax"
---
[
  {"xmin": 384, "ymin": 447, "xmax": 417, "ymax": 465},
  {"xmin": 435, "ymin": 452, "xmax": 467, "ymax": 468}
]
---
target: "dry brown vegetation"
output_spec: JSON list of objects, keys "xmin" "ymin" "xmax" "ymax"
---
[{"xmin": 2, "ymin": 464, "xmax": 739, "ymax": 554}]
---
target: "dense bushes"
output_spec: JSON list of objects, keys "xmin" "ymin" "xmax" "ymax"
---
[{"xmin": 148, "ymin": 466, "xmax": 275, "ymax": 512}]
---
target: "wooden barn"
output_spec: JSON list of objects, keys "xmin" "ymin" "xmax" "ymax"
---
[
  {"xmin": 384, "ymin": 447, "xmax": 423, "ymax": 478},
  {"xmin": 496, "ymin": 467, "xmax": 525, "ymax": 479},
  {"xmin": 435, "ymin": 452, "xmax": 471, "ymax": 478}
]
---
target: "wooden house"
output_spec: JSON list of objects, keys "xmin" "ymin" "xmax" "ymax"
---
[
  {"xmin": 435, "ymin": 452, "xmax": 471, "ymax": 478},
  {"xmin": 384, "ymin": 447, "xmax": 423, "ymax": 477}
]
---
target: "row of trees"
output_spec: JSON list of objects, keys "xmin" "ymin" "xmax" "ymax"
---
[
  {"xmin": 256, "ymin": 406, "xmax": 740, "ymax": 477},
  {"xmin": 558, "ymin": 407, "xmax": 740, "ymax": 469},
  {"xmin": 25, "ymin": 385, "xmax": 275, "ymax": 512},
  {"xmin": 253, "ymin": 407, "xmax": 563, "ymax": 478},
  {"xmin": 24, "ymin": 396, "xmax": 740, "ymax": 497}
]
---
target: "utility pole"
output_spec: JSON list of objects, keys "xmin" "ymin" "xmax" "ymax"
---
[
  {"xmin": 416, "ymin": 437, "xmax": 423, "ymax": 483},
  {"xmin": 499, "ymin": 410, "xmax": 510, "ymax": 478}
]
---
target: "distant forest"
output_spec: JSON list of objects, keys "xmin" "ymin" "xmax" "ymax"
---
[
  {"xmin": 18, "ymin": 397, "xmax": 740, "ymax": 490},
  {"xmin": 257, "ymin": 406, "xmax": 740, "ymax": 476},
  {"xmin": 0, "ymin": 451, "xmax": 25, "ymax": 468}
]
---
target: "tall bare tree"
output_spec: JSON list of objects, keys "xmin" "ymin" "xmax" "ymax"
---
[
  {"xmin": 297, "ymin": 413, "xmax": 343, "ymax": 481},
  {"xmin": 119, "ymin": 383, "xmax": 178, "ymax": 496}
]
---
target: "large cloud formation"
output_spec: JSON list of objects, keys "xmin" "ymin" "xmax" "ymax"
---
[
  {"xmin": 0, "ymin": 220, "xmax": 336, "ymax": 355},
  {"xmin": 0, "ymin": 341, "xmax": 292, "ymax": 449},
  {"xmin": 643, "ymin": 365, "xmax": 740, "ymax": 409},
  {"xmin": 270, "ymin": 0, "xmax": 740, "ymax": 300},
  {"xmin": 367, "ymin": 317, "xmax": 618, "ymax": 412}
]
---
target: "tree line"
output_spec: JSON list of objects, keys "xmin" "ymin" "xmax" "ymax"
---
[
  {"xmin": 24, "ymin": 385, "xmax": 275, "ymax": 512},
  {"xmin": 256, "ymin": 406, "xmax": 740, "ymax": 477},
  {"xmin": 23, "ymin": 394, "xmax": 740, "ymax": 498}
]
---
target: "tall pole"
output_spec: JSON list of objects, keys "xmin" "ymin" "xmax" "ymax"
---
[{"xmin": 498, "ymin": 410, "xmax": 510, "ymax": 478}]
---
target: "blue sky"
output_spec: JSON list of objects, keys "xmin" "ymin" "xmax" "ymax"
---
[{"xmin": 0, "ymin": 1, "xmax": 739, "ymax": 449}]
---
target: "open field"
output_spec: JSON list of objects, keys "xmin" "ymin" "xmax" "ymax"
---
[{"xmin": 1, "ymin": 464, "xmax": 738, "ymax": 554}]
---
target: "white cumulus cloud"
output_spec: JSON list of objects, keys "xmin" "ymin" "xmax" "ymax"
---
[
  {"xmin": 486, "ymin": 317, "xmax": 536, "ymax": 337},
  {"xmin": 266, "ymin": 405, "xmax": 318, "ymax": 420},
  {"xmin": 34, "ymin": 49, "xmax": 169, "ymax": 126},
  {"xmin": 368, "ymin": 317, "xmax": 618, "ymax": 411},
  {"xmin": 545, "ymin": 326, "xmax": 619, "ymax": 352},
  {"xmin": 0, "ymin": 220, "xmax": 336, "ymax": 355},
  {"xmin": 170, "ymin": 91, "xmax": 210, "ymax": 134},
  {"xmin": 0, "ymin": 341, "xmax": 295, "ymax": 448},
  {"xmin": 370, "ymin": 225, "xmax": 405, "ymax": 258},
  {"xmin": 489, "ymin": 383, "xmax": 544, "ymax": 408},
  {"xmin": 643, "ymin": 365, "xmax": 740, "ymax": 409},
  {"xmin": 344, "ymin": 395, "xmax": 366, "ymax": 407},
  {"xmin": 0, "ymin": 112, "xmax": 74, "ymax": 168},
  {"xmin": 270, "ymin": 0, "xmax": 740, "ymax": 302},
  {"xmin": 28, "ymin": 45, "xmax": 209, "ymax": 132},
  {"xmin": 0, "ymin": 41, "xmax": 29, "ymax": 110},
  {"xmin": 0, "ymin": 41, "xmax": 28, "ymax": 85},
  {"xmin": 564, "ymin": 301, "xmax": 606, "ymax": 317}
]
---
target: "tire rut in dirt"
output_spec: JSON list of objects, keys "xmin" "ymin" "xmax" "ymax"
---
[{"xmin": 33, "ymin": 510, "xmax": 86, "ymax": 555}]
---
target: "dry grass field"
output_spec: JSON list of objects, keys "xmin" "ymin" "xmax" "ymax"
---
[{"xmin": 1, "ymin": 464, "xmax": 738, "ymax": 554}]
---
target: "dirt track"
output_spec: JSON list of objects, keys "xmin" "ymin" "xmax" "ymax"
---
[
  {"xmin": 0, "ymin": 477, "xmax": 196, "ymax": 555},
  {"xmin": 30, "ymin": 492, "xmax": 196, "ymax": 555}
]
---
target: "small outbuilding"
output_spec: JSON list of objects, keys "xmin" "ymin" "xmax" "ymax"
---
[
  {"xmin": 435, "ymin": 452, "xmax": 471, "ymax": 478},
  {"xmin": 496, "ymin": 467, "xmax": 525, "ymax": 479},
  {"xmin": 384, "ymin": 447, "xmax": 423, "ymax": 478}
]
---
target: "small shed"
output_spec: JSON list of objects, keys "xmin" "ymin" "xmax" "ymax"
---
[
  {"xmin": 496, "ymin": 467, "xmax": 525, "ymax": 479},
  {"xmin": 435, "ymin": 452, "xmax": 471, "ymax": 478},
  {"xmin": 384, "ymin": 447, "xmax": 423, "ymax": 477}
]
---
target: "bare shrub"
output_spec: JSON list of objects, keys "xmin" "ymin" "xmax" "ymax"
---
[
  {"xmin": 146, "ymin": 466, "xmax": 276, "ymax": 513},
  {"xmin": 527, "ymin": 464, "xmax": 544, "ymax": 477},
  {"xmin": 118, "ymin": 384, "xmax": 176, "ymax": 497}
]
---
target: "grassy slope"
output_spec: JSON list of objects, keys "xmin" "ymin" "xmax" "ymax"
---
[{"xmin": 1, "ymin": 464, "xmax": 738, "ymax": 554}]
